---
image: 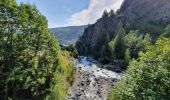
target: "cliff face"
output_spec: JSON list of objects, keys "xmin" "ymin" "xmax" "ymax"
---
[
  {"xmin": 76, "ymin": 0, "xmax": 170, "ymax": 57},
  {"xmin": 119, "ymin": 0, "xmax": 170, "ymax": 25},
  {"xmin": 76, "ymin": 15, "xmax": 119, "ymax": 57}
]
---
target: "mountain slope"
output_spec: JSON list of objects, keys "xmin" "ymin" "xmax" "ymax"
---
[
  {"xmin": 76, "ymin": 0, "xmax": 170, "ymax": 58},
  {"xmin": 51, "ymin": 25, "xmax": 87, "ymax": 45}
]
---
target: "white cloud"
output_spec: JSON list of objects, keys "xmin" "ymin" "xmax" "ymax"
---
[{"xmin": 66, "ymin": 0, "xmax": 124, "ymax": 26}]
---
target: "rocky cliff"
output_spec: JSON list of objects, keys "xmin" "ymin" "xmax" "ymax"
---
[
  {"xmin": 76, "ymin": 0, "xmax": 170, "ymax": 58},
  {"xmin": 119, "ymin": 0, "xmax": 170, "ymax": 25}
]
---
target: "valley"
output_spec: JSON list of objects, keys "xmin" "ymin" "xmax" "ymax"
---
[{"xmin": 1, "ymin": 0, "xmax": 170, "ymax": 100}]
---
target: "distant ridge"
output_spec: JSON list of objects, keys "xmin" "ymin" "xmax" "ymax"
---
[{"xmin": 50, "ymin": 25, "xmax": 87, "ymax": 45}]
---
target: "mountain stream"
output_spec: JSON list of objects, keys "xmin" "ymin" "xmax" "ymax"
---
[{"xmin": 66, "ymin": 56, "xmax": 122, "ymax": 100}]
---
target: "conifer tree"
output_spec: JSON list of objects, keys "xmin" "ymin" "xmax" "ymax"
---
[
  {"xmin": 109, "ymin": 21, "xmax": 126, "ymax": 59},
  {"xmin": 109, "ymin": 9, "xmax": 115, "ymax": 17},
  {"xmin": 102, "ymin": 10, "xmax": 108, "ymax": 18},
  {"xmin": 162, "ymin": 24, "xmax": 170, "ymax": 37}
]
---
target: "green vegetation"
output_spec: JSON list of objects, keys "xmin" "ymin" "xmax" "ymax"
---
[
  {"xmin": 103, "ymin": 23, "xmax": 151, "ymax": 66},
  {"xmin": 0, "ymin": 0, "xmax": 74, "ymax": 99},
  {"xmin": 124, "ymin": 48, "xmax": 130, "ymax": 64},
  {"xmin": 60, "ymin": 44, "xmax": 78, "ymax": 58},
  {"xmin": 124, "ymin": 31, "xmax": 151, "ymax": 59},
  {"xmin": 109, "ymin": 22, "xmax": 126, "ymax": 60},
  {"xmin": 108, "ymin": 38, "xmax": 170, "ymax": 100},
  {"xmin": 46, "ymin": 51, "xmax": 75, "ymax": 100},
  {"xmin": 162, "ymin": 24, "xmax": 170, "ymax": 37}
]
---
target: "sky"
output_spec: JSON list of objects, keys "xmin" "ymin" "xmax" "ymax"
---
[{"xmin": 16, "ymin": 0, "xmax": 124, "ymax": 28}]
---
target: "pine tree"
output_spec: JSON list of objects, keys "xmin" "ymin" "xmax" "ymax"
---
[
  {"xmin": 109, "ymin": 21, "xmax": 126, "ymax": 59},
  {"xmin": 124, "ymin": 48, "xmax": 131, "ymax": 64},
  {"xmin": 109, "ymin": 9, "xmax": 115, "ymax": 17},
  {"xmin": 102, "ymin": 10, "xmax": 108, "ymax": 18},
  {"xmin": 101, "ymin": 33, "xmax": 112, "ymax": 63}
]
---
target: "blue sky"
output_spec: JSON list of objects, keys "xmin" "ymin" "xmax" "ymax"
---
[
  {"xmin": 17, "ymin": 0, "xmax": 89, "ymax": 28},
  {"xmin": 16, "ymin": 0, "xmax": 124, "ymax": 28}
]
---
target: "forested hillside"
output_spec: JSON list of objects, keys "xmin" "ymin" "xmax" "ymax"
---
[
  {"xmin": 0, "ymin": 0, "xmax": 74, "ymax": 99},
  {"xmin": 51, "ymin": 25, "xmax": 87, "ymax": 45}
]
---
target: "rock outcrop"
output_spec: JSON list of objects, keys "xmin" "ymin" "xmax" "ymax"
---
[{"xmin": 76, "ymin": 0, "xmax": 170, "ymax": 58}]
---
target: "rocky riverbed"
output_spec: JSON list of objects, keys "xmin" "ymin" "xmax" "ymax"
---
[{"xmin": 66, "ymin": 57, "xmax": 122, "ymax": 100}]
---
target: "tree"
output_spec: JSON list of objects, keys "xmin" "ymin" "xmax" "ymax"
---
[
  {"xmin": 109, "ymin": 22, "xmax": 126, "ymax": 59},
  {"xmin": 109, "ymin": 9, "xmax": 115, "ymax": 17},
  {"xmin": 109, "ymin": 38, "xmax": 170, "ymax": 100},
  {"xmin": 100, "ymin": 32, "xmax": 112, "ymax": 63},
  {"xmin": 0, "ymin": 1, "xmax": 73, "ymax": 99},
  {"xmin": 102, "ymin": 10, "xmax": 108, "ymax": 18},
  {"xmin": 162, "ymin": 24, "xmax": 170, "ymax": 37},
  {"xmin": 124, "ymin": 48, "xmax": 131, "ymax": 64},
  {"xmin": 124, "ymin": 31, "xmax": 151, "ymax": 59}
]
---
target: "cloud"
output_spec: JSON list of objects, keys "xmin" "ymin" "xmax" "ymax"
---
[{"xmin": 66, "ymin": 0, "xmax": 124, "ymax": 26}]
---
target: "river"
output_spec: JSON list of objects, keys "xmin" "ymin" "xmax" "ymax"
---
[{"xmin": 66, "ymin": 56, "xmax": 122, "ymax": 100}]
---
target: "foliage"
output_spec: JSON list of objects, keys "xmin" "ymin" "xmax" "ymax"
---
[
  {"xmin": 60, "ymin": 44, "xmax": 78, "ymax": 58},
  {"xmin": 108, "ymin": 22, "xmax": 126, "ymax": 60},
  {"xmin": 0, "ymin": 1, "xmax": 74, "ymax": 99},
  {"xmin": 107, "ymin": 24, "xmax": 151, "ymax": 64},
  {"xmin": 162, "ymin": 24, "xmax": 170, "ymax": 38},
  {"xmin": 46, "ymin": 51, "xmax": 75, "ymax": 100},
  {"xmin": 100, "ymin": 32, "xmax": 112, "ymax": 63},
  {"xmin": 124, "ymin": 48, "xmax": 131, "ymax": 64},
  {"xmin": 108, "ymin": 38, "xmax": 170, "ymax": 100},
  {"xmin": 124, "ymin": 30, "xmax": 151, "ymax": 59}
]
